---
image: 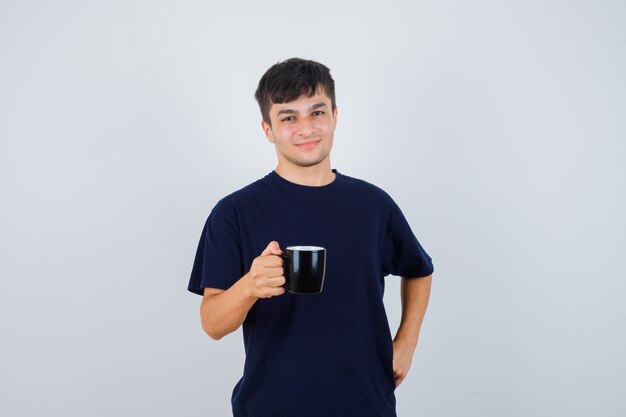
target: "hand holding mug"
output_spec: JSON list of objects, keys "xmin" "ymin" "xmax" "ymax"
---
[{"xmin": 246, "ymin": 241, "xmax": 286, "ymax": 299}]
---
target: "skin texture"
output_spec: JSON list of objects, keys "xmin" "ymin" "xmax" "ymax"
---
[
  {"xmin": 261, "ymin": 87, "xmax": 338, "ymax": 186},
  {"xmin": 200, "ymin": 88, "xmax": 433, "ymax": 388},
  {"xmin": 200, "ymin": 241, "xmax": 284, "ymax": 340},
  {"xmin": 392, "ymin": 274, "xmax": 433, "ymax": 387}
]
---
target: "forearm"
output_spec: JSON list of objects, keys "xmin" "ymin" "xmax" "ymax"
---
[
  {"xmin": 394, "ymin": 274, "xmax": 432, "ymax": 347},
  {"xmin": 200, "ymin": 273, "xmax": 258, "ymax": 340}
]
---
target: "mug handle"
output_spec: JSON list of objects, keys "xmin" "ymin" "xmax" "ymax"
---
[{"xmin": 280, "ymin": 253, "xmax": 289, "ymax": 288}]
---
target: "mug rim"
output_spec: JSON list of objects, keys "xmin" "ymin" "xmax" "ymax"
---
[{"xmin": 286, "ymin": 245, "xmax": 325, "ymax": 251}]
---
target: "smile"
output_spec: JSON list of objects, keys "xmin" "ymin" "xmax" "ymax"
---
[{"xmin": 295, "ymin": 140, "xmax": 321, "ymax": 149}]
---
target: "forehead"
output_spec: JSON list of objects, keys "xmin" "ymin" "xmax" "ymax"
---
[{"xmin": 269, "ymin": 89, "xmax": 332, "ymax": 115}]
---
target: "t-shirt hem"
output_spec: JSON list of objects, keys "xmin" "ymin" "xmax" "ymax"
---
[
  {"xmin": 397, "ymin": 264, "xmax": 434, "ymax": 278},
  {"xmin": 188, "ymin": 282, "xmax": 232, "ymax": 296}
]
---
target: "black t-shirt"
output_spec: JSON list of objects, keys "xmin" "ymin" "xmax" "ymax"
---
[{"xmin": 188, "ymin": 168, "xmax": 434, "ymax": 417}]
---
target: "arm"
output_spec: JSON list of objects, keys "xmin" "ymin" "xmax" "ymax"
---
[
  {"xmin": 392, "ymin": 274, "xmax": 432, "ymax": 387},
  {"xmin": 200, "ymin": 280, "xmax": 256, "ymax": 340},
  {"xmin": 200, "ymin": 241, "xmax": 286, "ymax": 340}
]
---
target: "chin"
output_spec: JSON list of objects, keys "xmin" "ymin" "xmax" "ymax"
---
[
  {"xmin": 285, "ymin": 149, "xmax": 329, "ymax": 167},
  {"xmin": 292, "ymin": 157, "xmax": 324, "ymax": 168}
]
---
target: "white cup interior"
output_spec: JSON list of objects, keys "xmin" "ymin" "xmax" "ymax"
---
[{"xmin": 287, "ymin": 246, "xmax": 325, "ymax": 251}]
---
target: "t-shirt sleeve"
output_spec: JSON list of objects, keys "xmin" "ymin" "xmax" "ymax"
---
[
  {"xmin": 381, "ymin": 197, "xmax": 434, "ymax": 278},
  {"xmin": 187, "ymin": 203, "xmax": 244, "ymax": 296}
]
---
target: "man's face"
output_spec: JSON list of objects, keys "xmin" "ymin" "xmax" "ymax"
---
[{"xmin": 262, "ymin": 89, "xmax": 338, "ymax": 169}]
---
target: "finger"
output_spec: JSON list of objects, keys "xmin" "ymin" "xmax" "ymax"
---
[
  {"xmin": 261, "ymin": 241, "xmax": 282, "ymax": 256},
  {"xmin": 266, "ymin": 275, "xmax": 286, "ymax": 287},
  {"xmin": 252, "ymin": 266, "xmax": 284, "ymax": 280},
  {"xmin": 260, "ymin": 242, "xmax": 274, "ymax": 256},
  {"xmin": 268, "ymin": 266, "xmax": 285, "ymax": 278},
  {"xmin": 259, "ymin": 256, "xmax": 284, "ymax": 268},
  {"xmin": 268, "ymin": 241, "xmax": 283, "ymax": 255},
  {"xmin": 262, "ymin": 286, "xmax": 286, "ymax": 298}
]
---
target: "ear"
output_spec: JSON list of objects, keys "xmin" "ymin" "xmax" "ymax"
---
[{"xmin": 261, "ymin": 119, "xmax": 274, "ymax": 143}]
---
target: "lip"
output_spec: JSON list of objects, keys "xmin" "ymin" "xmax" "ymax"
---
[{"xmin": 295, "ymin": 139, "xmax": 321, "ymax": 149}]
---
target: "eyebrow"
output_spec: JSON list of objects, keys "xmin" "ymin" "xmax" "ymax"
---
[{"xmin": 276, "ymin": 102, "xmax": 327, "ymax": 116}]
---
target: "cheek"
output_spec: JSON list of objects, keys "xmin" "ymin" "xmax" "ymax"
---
[
  {"xmin": 317, "ymin": 119, "xmax": 333, "ymax": 130},
  {"xmin": 276, "ymin": 127, "xmax": 295, "ymax": 140}
]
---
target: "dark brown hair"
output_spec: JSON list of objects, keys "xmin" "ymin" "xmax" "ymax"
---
[{"xmin": 254, "ymin": 58, "xmax": 336, "ymax": 125}]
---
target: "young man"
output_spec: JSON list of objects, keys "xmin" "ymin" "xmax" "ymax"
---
[{"xmin": 188, "ymin": 58, "xmax": 434, "ymax": 417}]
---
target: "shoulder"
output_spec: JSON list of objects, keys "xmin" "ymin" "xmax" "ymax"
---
[
  {"xmin": 209, "ymin": 175, "xmax": 268, "ymax": 219},
  {"xmin": 339, "ymin": 172, "xmax": 396, "ymax": 205},
  {"xmin": 339, "ymin": 172, "xmax": 406, "ymax": 229}
]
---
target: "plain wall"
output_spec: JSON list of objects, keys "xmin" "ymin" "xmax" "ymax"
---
[{"xmin": 1, "ymin": 0, "xmax": 625, "ymax": 416}]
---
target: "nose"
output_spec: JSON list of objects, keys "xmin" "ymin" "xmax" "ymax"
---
[{"xmin": 295, "ymin": 118, "xmax": 315, "ymax": 137}]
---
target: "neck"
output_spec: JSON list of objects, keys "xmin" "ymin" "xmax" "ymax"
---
[{"xmin": 274, "ymin": 160, "xmax": 335, "ymax": 187}]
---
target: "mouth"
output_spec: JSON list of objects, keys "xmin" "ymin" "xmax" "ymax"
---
[{"xmin": 295, "ymin": 139, "xmax": 321, "ymax": 149}]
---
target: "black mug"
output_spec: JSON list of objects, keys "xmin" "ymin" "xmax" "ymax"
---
[{"xmin": 281, "ymin": 246, "xmax": 326, "ymax": 294}]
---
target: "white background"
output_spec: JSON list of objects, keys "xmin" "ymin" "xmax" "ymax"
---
[{"xmin": 1, "ymin": 1, "xmax": 625, "ymax": 416}]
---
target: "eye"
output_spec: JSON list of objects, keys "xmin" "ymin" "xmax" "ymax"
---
[
  {"xmin": 282, "ymin": 116, "xmax": 295, "ymax": 122},
  {"xmin": 313, "ymin": 111, "xmax": 324, "ymax": 116}
]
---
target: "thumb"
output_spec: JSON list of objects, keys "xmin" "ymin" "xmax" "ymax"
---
[{"xmin": 261, "ymin": 240, "xmax": 282, "ymax": 256}]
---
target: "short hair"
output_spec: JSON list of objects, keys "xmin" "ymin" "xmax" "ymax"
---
[{"xmin": 254, "ymin": 58, "xmax": 336, "ymax": 125}]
